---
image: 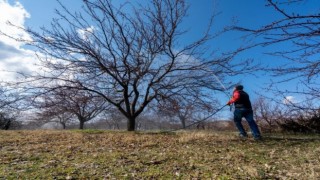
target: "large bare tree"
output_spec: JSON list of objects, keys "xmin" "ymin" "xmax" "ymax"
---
[{"xmin": 6, "ymin": 0, "xmax": 246, "ymax": 131}]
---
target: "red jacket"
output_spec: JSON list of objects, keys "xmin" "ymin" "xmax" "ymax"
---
[{"xmin": 227, "ymin": 90, "xmax": 240, "ymax": 105}]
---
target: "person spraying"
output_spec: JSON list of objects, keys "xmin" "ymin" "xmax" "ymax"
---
[{"xmin": 227, "ymin": 85, "xmax": 262, "ymax": 140}]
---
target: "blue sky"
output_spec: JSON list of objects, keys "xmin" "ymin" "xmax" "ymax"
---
[{"xmin": 1, "ymin": 0, "xmax": 318, "ymax": 118}]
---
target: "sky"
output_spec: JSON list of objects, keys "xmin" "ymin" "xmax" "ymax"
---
[{"xmin": 0, "ymin": 0, "xmax": 318, "ymax": 118}]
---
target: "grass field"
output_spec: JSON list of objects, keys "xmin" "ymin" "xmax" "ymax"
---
[{"xmin": 0, "ymin": 130, "xmax": 320, "ymax": 179}]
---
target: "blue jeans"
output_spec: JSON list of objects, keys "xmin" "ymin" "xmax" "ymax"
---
[{"xmin": 234, "ymin": 108, "xmax": 261, "ymax": 138}]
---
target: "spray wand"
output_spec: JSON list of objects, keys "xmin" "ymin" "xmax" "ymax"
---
[{"xmin": 212, "ymin": 73, "xmax": 233, "ymax": 111}]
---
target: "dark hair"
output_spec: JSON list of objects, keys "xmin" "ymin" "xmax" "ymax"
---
[{"xmin": 235, "ymin": 85, "xmax": 243, "ymax": 90}]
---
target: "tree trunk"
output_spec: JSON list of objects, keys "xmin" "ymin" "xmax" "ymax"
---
[
  {"xmin": 79, "ymin": 121, "xmax": 85, "ymax": 129},
  {"xmin": 61, "ymin": 122, "xmax": 66, "ymax": 129},
  {"xmin": 127, "ymin": 117, "xmax": 136, "ymax": 131},
  {"xmin": 181, "ymin": 119, "xmax": 186, "ymax": 129},
  {"xmin": 179, "ymin": 116, "xmax": 186, "ymax": 129},
  {"xmin": 4, "ymin": 119, "xmax": 11, "ymax": 130}
]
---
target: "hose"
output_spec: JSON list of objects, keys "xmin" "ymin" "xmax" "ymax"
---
[{"xmin": 164, "ymin": 104, "xmax": 228, "ymax": 132}]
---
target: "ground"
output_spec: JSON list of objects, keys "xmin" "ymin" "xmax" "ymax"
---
[{"xmin": 0, "ymin": 130, "xmax": 320, "ymax": 179}]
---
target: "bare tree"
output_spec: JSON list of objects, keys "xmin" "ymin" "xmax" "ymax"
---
[
  {"xmin": 157, "ymin": 92, "xmax": 217, "ymax": 129},
  {"xmin": 252, "ymin": 96, "xmax": 284, "ymax": 132},
  {"xmin": 36, "ymin": 108, "xmax": 74, "ymax": 129},
  {"xmin": 234, "ymin": 0, "xmax": 320, "ymax": 79},
  {"xmin": 0, "ymin": 85, "xmax": 23, "ymax": 130},
  {"xmin": 233, "ymin": 0, "xmax": 320, "ymax": 107},
  {"xmin": 35, "ymin": 88, "xmax": 106, "ymax": 129},
  {"xmin": 100, "ymin": 107, "xmax": 126, "ymax": 130},
  {"xmin": 5, "ymin": 0, "xmax": 249, "ymax": 131},
  {"xmin": 158, "ymin": 98, "xmax": 192, "ymax": 129}
]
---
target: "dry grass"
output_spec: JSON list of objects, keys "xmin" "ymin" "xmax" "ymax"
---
[{"xmin": 0, "ymin": 130, "xmax": 320, "ymax": 179}]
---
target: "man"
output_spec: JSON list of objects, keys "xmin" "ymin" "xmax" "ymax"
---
[{"xmin": 227, "ymin": 85, "xmax": 261, "ymax": 140}]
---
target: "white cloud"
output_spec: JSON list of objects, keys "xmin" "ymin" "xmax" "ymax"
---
[
  {"xmin": 0, "ymin": 0, "xmax": 31, "ymax": 47},
  {"xmin": 0, "ymin": 0, "xmax": 38, "ymax": 82},
  {"xmin": 283, "ymin": 96, "xmax": 296, "ymax": 105},
  {"xmin": 77, "ymin": 26, "xmax": 95, "ymax": 40}
]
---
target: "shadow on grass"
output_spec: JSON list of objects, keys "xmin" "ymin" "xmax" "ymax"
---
[
  {"xmin": 135, "ymin": 130, "xmax": 177, "ymax": 136},
  {"xmin": 263, "ymin": 135, "xmax": 320, "ymax": 141}
]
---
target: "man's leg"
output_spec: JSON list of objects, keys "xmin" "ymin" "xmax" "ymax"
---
[
  {"xmin": 244, "ymin": 110, "xmax": 261, "ymax": 139},
  {"xmin": 234, "ymin": 109, "xmax": 247, "ymax": 137}
]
